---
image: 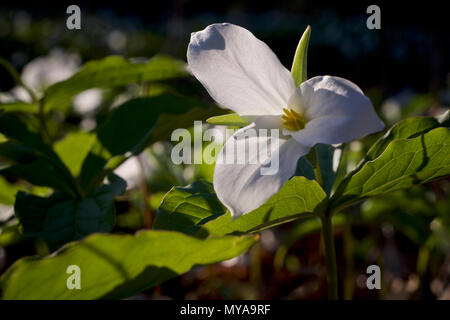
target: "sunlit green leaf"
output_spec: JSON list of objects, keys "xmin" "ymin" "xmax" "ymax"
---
[
  {"xmin": 0, "ymin": 176, "xmax": 24, "ymax": 205},
  {"xmin": 155, "ymin": 177, "xmax": 327, "ymax": 237},
  {"xmin": 153, "ymin": 180, "xmax": 225, "ymax": 234},
  {"xmin": 54, "ymin": 132, "xmax": 96, "ymax": 177},
  {"xmin": 0, "ymin": 221, "xmax": 23, "ymax": 247},
  {"xmin": 0, "ymin": 141, "xmax": 77, "ymax": 195},
  {"xmin": 97, "ymin": 94, "xmax": 214, "ymax": 156},
  {"xmin": 366, "ymin": 112, "xmax": 449, "ymax": 162},
  {"xmin": 0, "ymin": 230, "xmax": 256, "ymax": 299},
  {"xmin": 331, "ymin": 126, "xmax": 450, "ymax": 212},
  {"xmin": 0, "ymin": 102, "xmax": 38, "ymax": 113},
  {"xmin": 79, "ymin": 93, "xmax": 220, "ymax": 190},
  {"xmin": 43, "ymin": 55, "xmax": 188, "ymax": 111},
  {"xmin": 206, "ymin": 113, "xmax": 250, "ymax": 127},
  {"xmin": 78, "ymin": 137, "xmax": 113, "ymax": 191},
  {"xmin": 201, "ymin": 177, "xmax": 326, "ymax": 236}
]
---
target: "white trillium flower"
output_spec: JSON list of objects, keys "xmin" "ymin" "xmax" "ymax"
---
[
  {"xmin": 187, "ymin": 23, "xmax": 385, "ymax": 218},
  {"xmin": 0, "ymin": 49, "xmax": 80, "ymax": 103},
  {"xmin": 20, "ymin": 49, "xmax": 81, "ymax": 100}
]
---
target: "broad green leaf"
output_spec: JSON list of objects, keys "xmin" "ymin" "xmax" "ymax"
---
[
  {"xmin": 79, "ymin": 93, "xmax": 220, "ymax": 190},
  {"xmin": 54, "ymin": 132, "xmax": 96, "ymax": 177},
  {"xmin": 0, "ymin": 221, "xmax": 23, "ymax": 247},
  {"xmin": 0, "ymin": 231, "xmax": 256, "ymax": 299},
  {"xmin": 97, "ymin": 94, "xmax": 215, "ymax": 156},
  {"xmin": 78, "ymin": 137, "xmax": 113, "ymax": 191},
  {"xmin": 206, "ymin": 113, "xmax": 250, "ymax": 127},
  {"xmin": 43, "ymin": 55, "xmax": 188, "ymax": 111},
  {"xmin": 155, "ymin": 177, "xmax": 327, "ymax": 237},
  {"xmin": 153, "ymin": 180, "xmax": 225, "ymax": 234},
  {"xmin": 0, "ymin": 141, "xmax": 77, "ymax": 195},
  {"xmin": 0, "ymin": 102, "xmax": 38, "ymax": 113},
  {"xmin": 291, "ymin": 25, "xmax": 311, "ymax": 87},
  {"xmin": 331, "ymin": 126, "xmax": 450, "ymax": 212},
  {"xmin": 149, "ymin": 103, "xmax": 222, "ymax": 147},
  {"xmin": 0, "ymin": 113, "xmax": 48, "ymax": 148},
  {"xmin": 366, "ymin": 112, "xmax": 449, "ymax": 163},
  {"xmin": 15, "ymin": 174, "xmax": 126, "ymax": 251},
  {"xmin": 200, "ymin": 177, "xmax": 326, "ymax": 236},
  {"xmin": 0, "ymin": 176, "xmax": 24, "ymax": 205},
  {"xmin": 0, "ymin": 113, "xmax": 78, "ymax": 195}
]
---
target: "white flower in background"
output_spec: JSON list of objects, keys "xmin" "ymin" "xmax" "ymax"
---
[
  {"xmin": 1, "ymin": 49, "xmax": 105, "ymax": 117},
  {"xmin": 1, "ymin": 49, "xmax": 81, "ymax": 102},
  {"xmin": 114, "ymin": 153, "xmax": 153, "ymax": 190},
  {"xmin": 20, "ymin": 49, "xmax": 81, "ymax": 98},
  {"xmin": 187, "ymin": 23, "xmax": 385, "ymax": 218},
  {"xmin": 73, "ymin": 88, "xmax": 103, "ymax": 115},
  {"xmin": 0, "ymin": 204, "xmax": 14, "ymax": 223}
]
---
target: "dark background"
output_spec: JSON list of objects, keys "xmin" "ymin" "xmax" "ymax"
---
[{"xmin": 1, "ymin": 1, "xmax": 449, "ymax": 96}]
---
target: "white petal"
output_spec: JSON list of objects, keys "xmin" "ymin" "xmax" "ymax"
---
[
  {"xmin": 214, "ymin": 121, "xmax": 309, "ymax": 218},
  {"xmin": 289, "ymin": 76, "xmax": 385, "ymax": 146},
  {"xmin": 187, "ymin": 23, "xmax": 295, "ymax": 116}
]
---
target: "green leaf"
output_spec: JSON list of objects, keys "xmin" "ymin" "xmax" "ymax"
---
[
  {"xmin": 0, "ymin": 113, "xmax": 78, "ymax": 195},
  {"xmin": 155, "ymin": 177, "xmax": 327, "ymax": 237},
  {"xmin": 15, "ymin": 174, "xmax": 126, "ymax": 251},
  {"xmin": 0, "ymin": 230, "xmax": 256, "ymax": 299},
  {"xmin": 97, "ymin": 94, "xmax": 217, "ymax": 156},
  {"xmin": 331, "ymin": 126, "xmax": 450, "ymax": 212},
  {"xmin": 0, "ymin": 141, "xmax": 77, "ymax": 195},
  {"xmin": 0, "ymin": 176, "xmax": 24, "ymax": 205},
  {"xmin": 291, "ymin": 25, "xmax": 311, "ymax": 87},
  {"xmin": 43, "ymin": 55, "xmax": 188, "ymax": 111},
  {"xmin": 0, "ymin": 102, "xmax": 38, "ymax": 113},
  {"xmin": 201, "ymin": 177, "xmax": 326, "ymax": 236},
  {"xmin": 0, "ymin": 113, "xmax": 47, "ymax": 148},
  {"xmin": 206, "ymin": 113, "xmax": 250, "ymax": 127},
  {"xmin": 153, "ymin": 180, "xmax": 225, "ymax": 234},
  {"xmin": 366, "ymin": 112, "xmax": 449, "ymax": 163},
  {"xmin": 0, "ymin": 221, "xmax": 23, "ymax": 247},
  {"xmin": 78, "ymin": 137, "xmax": 113, "ymax": 191},
  {"xmin": 54, "ymin": 132, "xmax": 96, "ymax": 177},
  {"xmin": 79, "ymin": 93, "xmax": 220, "ymax": 190}
]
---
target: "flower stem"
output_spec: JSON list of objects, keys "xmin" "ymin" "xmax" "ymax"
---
[{"xmin": 321, "ymin": 212, "xmax": 339, "ymax": 300}]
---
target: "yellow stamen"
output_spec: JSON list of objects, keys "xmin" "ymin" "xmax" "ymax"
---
[{"xmin": 281, "ymin": 108, "xmax": 306, "ymax": 131}]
